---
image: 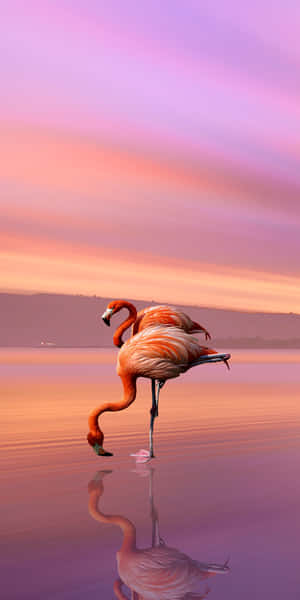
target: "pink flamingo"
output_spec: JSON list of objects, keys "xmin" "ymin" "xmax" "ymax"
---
[
  {"xmin": 101, "ymin": 300, "xmax": 211, "ymax": 348},
  {"xmin": 87, "ymin": 325, "xmax": 230, "ymax": 457},
  {"xmin": 88, "ymin": 470, "xmax": 229, "ymax": 600}
]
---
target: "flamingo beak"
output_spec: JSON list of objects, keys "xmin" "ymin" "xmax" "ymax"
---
[
  {"xmin": 93, "ymin": 442, "xmax": 113, "ymax": 456},
  {"xmin": 101, "ymin": 308, "xmax": 113, "ymax": 326}
]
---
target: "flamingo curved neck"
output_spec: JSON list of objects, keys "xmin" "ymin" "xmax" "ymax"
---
[
  {"xmin": 113, "ymin": 302, "xmax": 137, "ymax": 348},
  {"xmin": 88, "ymin": 375, "xmax": 137, "ymax": 448},
  {"xmin": 89, "ymin": 490, "xmax": 137, "ymax": 553}
]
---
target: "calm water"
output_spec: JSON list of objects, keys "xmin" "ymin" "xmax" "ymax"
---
[{"xmin": 2, "ymin": 349, "xmax": 300, "ymax": 599}]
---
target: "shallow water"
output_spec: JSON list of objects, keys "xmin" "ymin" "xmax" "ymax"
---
[{"xmin": 2, "ymin": 349, "xmax": 300, "ymax": 599}]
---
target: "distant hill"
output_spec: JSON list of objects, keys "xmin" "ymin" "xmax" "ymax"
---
[{"xmin": 1, "ymin": 293, "xmax": 300, "ymax": 348}]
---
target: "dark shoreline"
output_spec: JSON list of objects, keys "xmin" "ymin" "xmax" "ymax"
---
[{"xmin": 1, "ymin": 344, "xmax": 300, "ymax": 350}]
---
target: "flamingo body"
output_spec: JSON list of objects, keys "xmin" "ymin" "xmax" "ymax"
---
[
  {"xmin": 117, "ymin": 326, "xmax": 218, "ymax": 381},
  {"xmin": 101, "ymin": 300, "xmax": 211, "ymax": 347},
  {"xmin": 132, "ymin": 305, "xmax": 210, "ymax": 338}
]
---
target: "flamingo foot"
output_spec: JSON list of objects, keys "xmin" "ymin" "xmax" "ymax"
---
[
  {"xmin": 93, "ymin": 442, "xmax": 113, "ymax": 456},
  {"xmin": 130, "ymin": 449, "xmax": 153, "ymax": 463}
]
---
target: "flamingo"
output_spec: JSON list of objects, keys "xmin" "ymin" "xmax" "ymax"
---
[
  {"xmin": 88, "ymin": 469, "xmax": 230, "ymax": 600},
  {"xmin": 87, "ymin": 325, "xmax": 230, "ymax": 457},
  {"xmin": 101, "ymin": 300, "xmax": 211, "ymax": 348}
]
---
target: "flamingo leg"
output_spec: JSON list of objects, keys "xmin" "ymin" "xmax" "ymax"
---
[
  {"xmin": 155, "ymin": 380, "xmax": 165, "ymax": 417},
  {"xmin": 149, "ymin": 379, "xmax": 156, "ymax": 458},
  {"xmin": 149, "ymin": 380, "xmax": 165, "ymax": 458}
]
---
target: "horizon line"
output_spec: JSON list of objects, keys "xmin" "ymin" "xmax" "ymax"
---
[{"xmin": 1, "ymin": 288, "xmax": 299, "ymax": 317}]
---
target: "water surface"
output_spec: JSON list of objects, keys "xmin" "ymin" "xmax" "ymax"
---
[{"xmin": 2, "ymin": 349, "xmax": 300, "ymax": 599}]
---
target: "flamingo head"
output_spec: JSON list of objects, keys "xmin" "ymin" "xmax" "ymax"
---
[
  {"xmin": 102, "ymin": 300, "xmax": 138, "ymax": 328},
  {"xmin": 87, "ymin": 431, "xmax": 113, "ymax": 456},
  {"xmin": 101, "ymin": 300, "xmax": 126, "ymax": 326},
  {"xmin": 101, "ymin": 306, "xmax": 114, "ymax": 326}
]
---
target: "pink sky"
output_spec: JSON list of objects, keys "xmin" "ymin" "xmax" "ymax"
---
[{"xmin": 1, "ymin": 1, "xmax": 300, "ymax": 312}]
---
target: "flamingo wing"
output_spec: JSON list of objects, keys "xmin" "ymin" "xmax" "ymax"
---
[
  {"xmin": 133, "ymin": 306, "xmax": 193, "ymax": 334},
  {"xmin": 133, "ymin": 306, "xmax": 211, "ymax": 340}
]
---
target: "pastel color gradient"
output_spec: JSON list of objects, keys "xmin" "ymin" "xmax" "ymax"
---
[{"xmin": 1, "ymin": 1, "xmax": 300, "ymax": 312}]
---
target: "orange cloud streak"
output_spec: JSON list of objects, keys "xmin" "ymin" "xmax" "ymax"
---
[
  {"xmin": 1, "ymin": 125, "xmax": 299, "ymax": 217},
  {"xmin": 2, "ymin": 125, "xmax": 300, "ymax": 312},
  {"xmin": 1, "ymin": 232, "xmax": 300, "ymax": 313}
]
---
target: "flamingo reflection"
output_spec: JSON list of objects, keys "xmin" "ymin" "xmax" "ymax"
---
[{"xmin": 88, "ymin": 469, "xmax": 229, "ymax": 599}]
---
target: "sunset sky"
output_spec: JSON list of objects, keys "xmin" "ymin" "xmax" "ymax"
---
[{"xmin": 1, "ymin": 1, "xmax": 300, "ymax": 312}]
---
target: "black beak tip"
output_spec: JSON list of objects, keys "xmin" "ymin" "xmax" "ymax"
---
[{"xmin": 102, "ymin": 317, "xmax": 110, "ymax": 327}]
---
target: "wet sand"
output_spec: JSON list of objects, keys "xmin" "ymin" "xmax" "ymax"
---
[{"xmin": 1, "ymin": 349, "xmax": 300, "ymax": 599}]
